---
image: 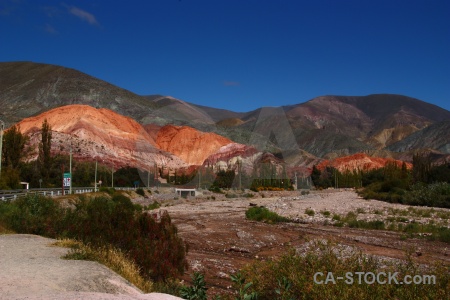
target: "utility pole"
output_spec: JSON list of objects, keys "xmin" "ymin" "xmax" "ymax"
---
[
  {"xmin": 0, "ymin": 120, "xmax": 4, "ymax": 179},
  {"xmin": 69, "ymin": 143, "xmax": 72, "ymax": 194},
  {"xmin": 294, "ymin": 171, "xmax": 297, "ymax": 190},
  {"xmin": 198, "ymin": 166, "xmax": 201, "ymax": 189},
  {"xmin": 238, "ymin": 159, "xmax": 242, "ymax": 190},
  {"xmin": 147, "ymin": 168, "xmax": 150, "ymax": 187},
  {"xmin": 111, "ymin": 165, "xmax": 114, "ymax": 188},
  {"xmin": 62, "ymin": 164, "xmax": 65, "ymax": 195},
  {"xmin": 94, "ymin": 160, "xmax": 98, "ymax": 192}
]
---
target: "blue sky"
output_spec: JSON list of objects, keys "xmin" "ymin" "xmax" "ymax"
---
[{"xmin": 1, "ymin": 0, "xmax": 449, "ymax": 112}]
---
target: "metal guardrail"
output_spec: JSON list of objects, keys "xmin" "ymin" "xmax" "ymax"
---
[{"xmin": 0, "ymin": 187, "xmax": 137, "ymax": 201}]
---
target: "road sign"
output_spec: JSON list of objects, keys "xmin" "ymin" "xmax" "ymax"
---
[{"xmin": 63, "ymin": 172, "xmax": 71, "ymax": 187}]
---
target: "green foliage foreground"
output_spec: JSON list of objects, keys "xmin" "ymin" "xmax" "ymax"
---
[{"xmin": 0, "ymin": 193, "xmax": 188, "ymax": 282}]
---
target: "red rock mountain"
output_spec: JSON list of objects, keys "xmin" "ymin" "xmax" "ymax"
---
[
  {"xmin": 317, "ymin": 153, "xmax": 412, "ymax": 172},
  {"xmin": 15, "ymin": 104, "xmax": 253, "ymax": 170},
  {"xmin": 155, "ymin": 125, "xmax": 234, "ymax": 166},
  {"xmin": 16, "ymin": 105, "xmax": 186, "ymax": 169}
]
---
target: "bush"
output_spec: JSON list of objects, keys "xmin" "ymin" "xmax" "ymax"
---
[
  {"xmin": 404, "ymin": 182, "xmax": 450, "ymax": 208},
  {"xmin": 321, "ymin": 210, "xmax": 331, "ymax": 217},
  {"xmin": 145, "ymin": 201, "xmax": 161, "ymax": 210},
  {"xmin": 305, "ymin": 208, "xmax": 315, "ymax": 216},
  {"xmin": 179, "ymin": 272, "xmax": 207, "ymax": 300},
  {"xmin": 239, "ymin": 241, "xmax": 450, "ymax": 300},
  {"xmin": 0, "ymin": 194, "xmax": 64, "ymax": 237},
  {"xmin": 226, "ymin": 193, "xmax": 238, "ymax": 198},
  {"xmin": 136, "ymin": 188, "xmax": 145, "ymax": 197},
  {"xmin": 99, "ymin": 187, "xmax": 116, "ymax": 195},
  {"xmin": 64, "ymin": 195, "xmax": 188, "ymax": 281},
  {"xmin": 208, "ymin": 186, "xmax": 223, "ymax": 194},
  {"xmin": 245, "ymin": 207, "xmax": 290, "ymax": 223},
  {"xmin": 0, "ymin": 194, "xmax": 188, "ymax": 282}
]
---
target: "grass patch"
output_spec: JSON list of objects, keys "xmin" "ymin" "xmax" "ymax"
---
[
  {"xmin": 245, "ymin": 207, "xmax": 290, "ymax": 223},
  {"xmin": 332, "ymin": 214, "xmax": 341, "ymax": 221},
  {"xmin": 144, "ymin": 201, "xmax": 161, "ymax": 210},
  {"xmin": 54, "ymin": 239, "xmax": 153, "ymax": 293},
  {"xmin": 305, "ymin": 208, "xmax": 315, "ymax": 216},
  {"xmin": 320, "ymin": 210, "xmax": 331, "ymax": 217},
  {"xmin": 356, "ymin": 207, "xmax": 365, "ymax": 214}
]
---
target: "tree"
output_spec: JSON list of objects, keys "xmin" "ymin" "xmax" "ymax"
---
[
  {"xmin": 311, "ymin": 165, "xmax": 321, "ymax": 188},
  {"xmin": 412, "ymin": 152, "xmax": 432, "ymax": 184},
  {"xmin": 2, "ymin": 125, "xmax": 27, "ymax": 170},
  {"xmin": 38, "ymin": 119, "xmax": 52, "ymax": 185}
]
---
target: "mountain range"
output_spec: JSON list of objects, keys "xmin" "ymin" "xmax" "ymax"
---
[{"xmin": 1, "ymin": 61, "xmax": 449, "ymax": 173}]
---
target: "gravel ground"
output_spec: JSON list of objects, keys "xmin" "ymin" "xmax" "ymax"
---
[
  {"xmin": 0, "ymin": 234, "xmax": 181, "ymax": 300},
  {"xmin": 265, "ymin": 189, "xmax": 450, "ymax": 226}
]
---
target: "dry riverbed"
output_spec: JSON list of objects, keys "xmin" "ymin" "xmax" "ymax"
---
[
  {"xmin": 156, "ymin": 189, "xmax": 450, "ymax": 295},
  {"xmin": 1, "ymin": 189, "xmax": 449, "ymax": 299}
]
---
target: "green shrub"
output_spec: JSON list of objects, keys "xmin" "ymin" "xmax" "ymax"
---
[
  {"xmin": 179, "ymin": 272, "xmax": 207, "ymax": 300},
  {"xmin": 245, "ymin": 207, "xmax": 289, "ymax": 223},
  {"xmin": 332, "ymin": 214, "xmax": 341, "ymax": 221},
  {"xmin": 321, "ymin": 210, "xmax": 331, "ymax": 217},
  {"xmin": 99, "ymin": 187, "xmax": 116, "ymax": 195},
  {"xmin": 305, "ymin": 208, "xmax": 315, "ymax": 216},
  {"xmin": 0, "ymin": 194, "xmax": 64, "ymax": 237},
  {"xmin": 136, "ymin": 188, "xmax": 145, "ymax": 197},
  {"xmin": 239, "ymin": 241, "xmax": 450, "ymax": 300},
  {"xmin": 209, "ymin": 186, "xmax": 223, "ymax": 194},
  {"xmin": 226, "ymin": 193, "xmax": 238, "ymax": 198},
  {"xmin": 146, "ymin": 201, "xmax": 161, "ymax": 210}
]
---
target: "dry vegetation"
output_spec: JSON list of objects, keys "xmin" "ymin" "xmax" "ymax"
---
[{"xmin": 52, "ymin": 239, "xmax": 153, "ymax": 293}]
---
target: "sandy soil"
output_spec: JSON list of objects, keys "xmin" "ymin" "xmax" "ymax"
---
[{"xmin": 0, "ymin": 234, "xmax": 181, "ymax": 300}]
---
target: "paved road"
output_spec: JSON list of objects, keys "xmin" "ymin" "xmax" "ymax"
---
[{"xmin": 0, "ymin": 234, "xmax": 181, "ymax": 300}]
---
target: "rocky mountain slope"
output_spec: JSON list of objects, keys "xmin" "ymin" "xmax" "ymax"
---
[
  {"xmin": 15, "ymin": 104, "xmax": 267, "ymax": 171},
  {"xmin": 2, "ymin": 61, "xmax": 450, "ymax": 168},
  {"xmin": 16, "ymin": 105, "xmax": 187, "ymax": 169},
  {"xmin": 0, "ymin": 61, "xmax": 158, "ymax": 126},
  {"xmin": 154, "ymin": 125, "xmax": 234, "ymax": 166},
  {"xmin": 387, "ymin": 120, "xmax": 450, "ymax": 154}
]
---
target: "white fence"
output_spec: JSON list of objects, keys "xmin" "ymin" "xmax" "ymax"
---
[{"xmin": 0, "ymin": 187, "xmax": 136, "ymax": 201}]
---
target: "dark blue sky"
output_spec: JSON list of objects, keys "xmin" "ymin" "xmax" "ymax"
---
[{"xmin": 1, "ymin": 0, "xmax": 449, "ymax": 112}]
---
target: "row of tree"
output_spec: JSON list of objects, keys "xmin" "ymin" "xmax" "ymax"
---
[{"xmin": 311, "ymin": 154, "xmax": 450, "ymax": 191}]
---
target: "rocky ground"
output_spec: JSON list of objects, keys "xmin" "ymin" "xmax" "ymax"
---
[
  {"xmin": 148, "ymin": 189, "xmax": 450, "ymax": 295},
  {"xmin": 0, "ymin": 234, "xmax": 182, "ymax": 300}
]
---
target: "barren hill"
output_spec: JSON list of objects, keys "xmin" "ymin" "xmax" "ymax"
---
[
  {"xmin": 16, "ymin": 105, "xmax": 186, "ymax": 169},
  {"xmin": 0, "ymin": 61, "xmax": 157, "ymax": 126}
]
